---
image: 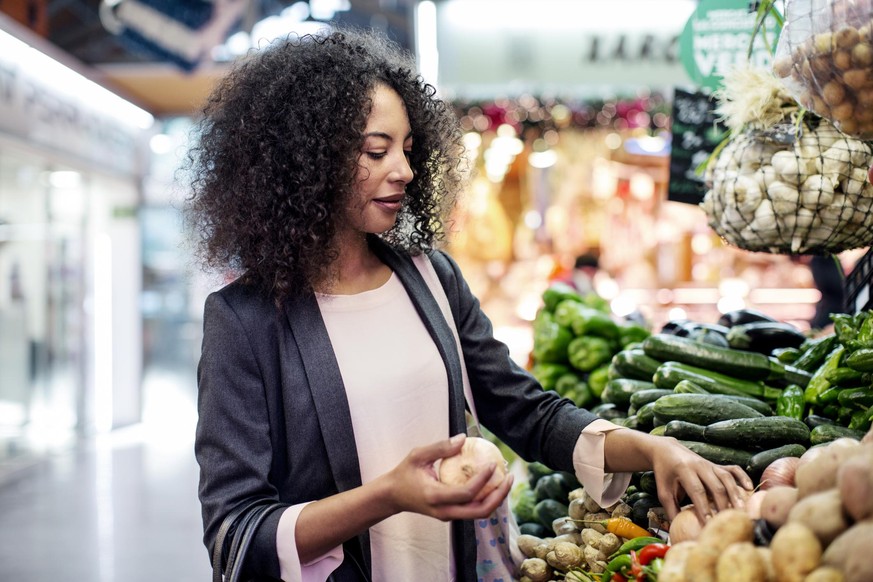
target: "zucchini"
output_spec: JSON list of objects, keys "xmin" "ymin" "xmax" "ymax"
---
[
  {"xmin": 726, "ymin": 321, "xmax": 807, "ymax": 354},
  {"xmin": 704, "ymin": 416, "xmax": 811, "ymax": 451},
  {"xmin": 652, "ymin": 393, "xmax": 764, "ymax": 426},
  {"xmin": 710, "ymin": 394, "xmax": 774, "ymax": 416},
  {"xmin": 642, "ymin": 334, "xmax": 774, "ymax": 380},
  {"xmin": 746, "ymin": 443, "xmax": 807, "ymax": 479},
  {"xmin": 809, "ymin": 424, "xmax": 865, "ymax": 445},
  {"xmin": 663, "ymin": 420, "xmax": 707, "ymax": 441},
  {"xmin": 653, "ymin": 362, "xmax": 772, "ymax": 399},
  {"xmin": 629, "ymin": 388, "xmax": 674, "ymax": 409},
  {"xmin": 845, "ymin": 348, "xmax": 873, "ymax": 372},
  {"xmin": 678, "ymin": 440, "xmax": 754, "ymax": 466},
  {"xmin": 601, "ymin": 379, "xmax": 657, "ymax": 407},
  {"xmin": 611, "ymin": 349, "xmax": 662, "ymax": 382}
]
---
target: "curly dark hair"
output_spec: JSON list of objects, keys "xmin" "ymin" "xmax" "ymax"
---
[{"xmin": 183, "ymin": 27, "xmax": 465, "ymax": 301}]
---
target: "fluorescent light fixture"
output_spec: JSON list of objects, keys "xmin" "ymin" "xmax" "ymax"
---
[
  {"xmin": 48, "ymin": 170, "xmax": 82, "ymax": 189},
  {"xmin": 0, "ymin": 28, "xmax": 153, "ymax": 130},
  {"xmin": 94, "ymin": 233, "xmax": 114, "ymax": 433}
]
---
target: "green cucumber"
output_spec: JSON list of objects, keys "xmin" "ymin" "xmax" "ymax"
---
[
  {"xmin": 673, "ymin": 379, "xmax": 710, "ymax": 394},
  {"xmin": 629, "ymin": 388, "xmax": 674, "ymax": 409},
  {"xmin": 704, "ymin": 416, "xmax": 811, "ymax": 451},
  {"xmin": 653, "ymin": 362, "xmax": 775, "ymax": 399},
  {"xmin": 780, "ymin": 364, "xmax": 813, "ymax": 388},
  {"xmin": 678, "ymin": 440, "xmax": 754, "ymax": 466},
  {"xmin": 793, "ymin": 334, "xmax": 837, "ymax": 372},
  {"xmin": 803, "ymin": 414, "xmax": 837, "ymax": 429},
  {"xmin": 746, "ymin": 443, "xmax": 807, "ymax": 479},
  {"xmin": 642, "ymin": 334, "xmax": 774, "ymax": 380},
  {"xmin": 663, "ymin": 420, "xmax": 707, "ymax": 441},
  {"xmin": 611, "ymin": 349, "xmax": 662, "ymax": 382},
  {"xmin": 591, "ymin": 402, "xmax": 626, "ymax": 421},
  {"xmin": 772, "ymin": 347, "xmax": 802, "ymax": 363},
  {"xmin": 601, "ymin": 379, "xmax": 657, "ymax": 407},
  {"xmin": 649, "ymin": 425, "xmax": 667, "ymax": 437},
  {"xmin": 809, "ymin": 424, "xmax": 865, "ymax": 445},
  {"xmin": 636, "ymin": 402, "xmax": 657, "ymax": 430},
  {"xmin": 652, "ymin": 393, "xmax": 764, "ymax": 426}
]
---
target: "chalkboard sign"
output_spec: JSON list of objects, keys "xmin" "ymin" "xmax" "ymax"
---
[
  {"xmin": 846, "ymin": 248, "xmax": 873, "ymax": 314},
  {"xmin": 668, "ymin": 88, "xmax": 728, "ymax": 205}
]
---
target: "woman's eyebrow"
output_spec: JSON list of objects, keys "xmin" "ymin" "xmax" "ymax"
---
[{"xmin": 363, "ymin": 131, "xmax": 414, "ymax": 141}]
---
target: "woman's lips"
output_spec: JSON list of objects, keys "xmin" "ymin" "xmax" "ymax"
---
[{"xmin": 373, "ymin": 195, "xmax": 404, "ymax": 212}]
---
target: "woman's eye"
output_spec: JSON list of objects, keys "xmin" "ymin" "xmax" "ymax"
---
[{"xmin": 366, "ymin": 152, "xmax": 387, "ymax": 160}]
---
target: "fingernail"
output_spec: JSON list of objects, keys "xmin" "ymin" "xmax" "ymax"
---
[{"xmin": 450, "ymin": 433, "xmax": 465, "ymax": 444}]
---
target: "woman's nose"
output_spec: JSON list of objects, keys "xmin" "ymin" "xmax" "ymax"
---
[{"xmin": 394, "ymin": 152, "xmax": 414, "ymax": 184}]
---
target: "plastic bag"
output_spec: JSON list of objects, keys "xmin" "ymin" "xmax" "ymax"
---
[{"xmin": 773, "ymin": 0, "xmax": 873, "ymax": 139}]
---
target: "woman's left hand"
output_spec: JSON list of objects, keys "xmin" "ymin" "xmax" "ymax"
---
[
  {"xmin": 649, "ymin": 436, "xmax": 753, "ymax": 521},
  {"xmin": 603, "ymin": 428, "xmax": 753, "ymax": 521}
]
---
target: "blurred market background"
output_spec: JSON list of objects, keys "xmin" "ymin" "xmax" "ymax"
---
[{"xmin": 1, "ymin": 0, "xmax": 871, "ymax": 580}]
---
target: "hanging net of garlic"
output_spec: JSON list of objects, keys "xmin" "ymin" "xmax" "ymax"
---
[
  {"xmin": 700, "ymin": 66, "xmax": 873, "ymax": 255},
  {"xmin": 772, "ymin": 0, "xmax": 873, "ymax": 140}
]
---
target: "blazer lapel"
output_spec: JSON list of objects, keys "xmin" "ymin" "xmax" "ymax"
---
[{"xmin": 283, "ymin": 292, "xmax": 363, "ymax": 493}]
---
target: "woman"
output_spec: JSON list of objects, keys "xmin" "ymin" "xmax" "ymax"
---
[{"xmin": 187, "ymin": 28, "xmax": 752, "ymax": 582}]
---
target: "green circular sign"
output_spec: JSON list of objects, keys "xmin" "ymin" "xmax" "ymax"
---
[{"xmin": 678, "ymin": 0, "xmax": 782, "ymax": 91}]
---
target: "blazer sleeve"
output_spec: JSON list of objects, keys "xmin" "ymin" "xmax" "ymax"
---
[
  {"xmin": 428, "ymin": 250, "xmax": 600, "ymax": 473},
  {"xmin": 195, "ymin": 289, "xmax": 284, "ymax": 579}
]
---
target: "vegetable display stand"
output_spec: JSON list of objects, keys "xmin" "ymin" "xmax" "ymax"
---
[{"xmin": 700, "ymin": 67, "xmax": 873, "ymax": 255}]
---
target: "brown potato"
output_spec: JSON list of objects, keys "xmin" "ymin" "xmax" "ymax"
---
[
  {"xmin": 835, "ymin": 26, "xmax": 861, "ymax": 50},
  {"xmin": 852, "ymin": 42, "xmax": 873, "ymax": 66},
  {"xmin": 659, "ymin": 541, "xmax": 697, "ymax": 582},
  {"xmin": 697, "ymin": 509, "xmax": 754, "ymax": 552},
  {"xmin": 814, "ymin": 31, "xmax": 835, "ymax": 54},
  {"xmin": 787, "ymin": 488, "xmax": 850, "ymax": 546},
  {"xmin": 842, "ymin": 69, "xmax": 869, "ymax": 90},
  {"xmin": 796, "ymin": 440, "xmax": 864, "ymax": 498},
  {"xmin": 822, "ymin": 521, "xmax": 873, "ymax": 582},
  {"xmin": 773, "ymin": 55, "xmax": 795, "ymax": 78},
  {"xmin": 832, "ymin": 101, "xmax": 856, "ymax": 122},
  {"xmin": 716, "ymin": 542, "xmax": 767, "ymax": 582},
  {"xmin": 770, "ymin": 522, "xmax": 822, "ymax": 582},
  {"xmin": 837, "ymin": 446, "xmax": 873, "ymax": 521},
  {"xmin": 757, "ymin": 547, "xmax": 775, "ymax": 582},
  {"xmin": 684, "ymin": 543, "xmax": 719, "ymax": 582},
  {"xmin": 804, "ymin": 567, "xmax": 845, "ymax": 582},
  {"xmin": 761, "ymin": 486, "xmax": 799, "ymax": 527},
  {"xmin": 823, "ymin": 81, "xmax": 847, "ymax": 106},
  {"xmin": 834, "ymin": 49, "xmax": 853, "ymax": 70}
]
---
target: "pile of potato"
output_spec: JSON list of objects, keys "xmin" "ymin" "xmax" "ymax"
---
[
  {"xmin": 773, "ymin": 2, "xmax": 873, "ymax": 139},
  {"xmin": 660, "ymin": 427, "xmax": 873, "ymax": 582}
]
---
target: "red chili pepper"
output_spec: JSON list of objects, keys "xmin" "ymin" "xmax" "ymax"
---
[
  {"xmin": 610, "ymin": 573, "xmax": 628, "ymax": 582},
  {"xmin": 638, "ymin": 543, "xmax": 670, "ymax": 566}
]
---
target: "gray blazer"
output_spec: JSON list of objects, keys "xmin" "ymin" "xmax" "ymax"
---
[{"xmin": 195, "ymin": 237, "xmax": 599, "ymax": 581}]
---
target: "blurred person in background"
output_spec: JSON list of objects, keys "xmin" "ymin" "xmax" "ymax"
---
[
  {"xmin": 809, "ymin": 255, "xmax": 848, "ymax": 331},
  {"xmin": 185, "ymin": 28, "xmax": 752, "ymax": 582}
]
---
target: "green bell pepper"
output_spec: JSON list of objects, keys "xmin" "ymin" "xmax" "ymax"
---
[
  {"xmin": 588, "ymin": 364, "xmax": 611, "ymax": 398},
  {"xmin": 553, "ymin": 299, "xmax": 589, "ymax": 329},
  {"xmin": 832, "ymin": 313, "xmax": 859, "ymax": 345},
  {"xmin": 619, "ymin": 323, "xmax": 651, "ymax": 348},
  {"xmin": 580, "ymin": 291, "xmax": 611, "ymax": 313},
  {"xmin": 776, "ymin": 384, "xmax": 805, "ymax": 420},
  {"xmin": 531, "ymin": 362, "xmax": 571, "ymax": 392},
  {"xmin": 804, "ymin": 346, "xmax": 845, "ymax": 404},
  {"xmin": 568, "ymin": 336, "xmax": 613, "ymax": 372},
  {"xmin": 555, "ymin": 372, "xmax": 594, "ymax": 407},
  {"xmin": 570, "ymin": 307, "xmax": 621, "ymax": 341},
  {"xmin": 542, "ymin": 282, "xmax": 582, "ymax": 312},
  {"xmin": 532, "ymin": 318, "xmax": 573, "ymax": 364}
]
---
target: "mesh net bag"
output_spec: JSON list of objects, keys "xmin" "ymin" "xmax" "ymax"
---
[
  {"xmin": 701, "ymin": 67, "xmax": 873, "ymax": 254},
  {"xmin": 773, "ymin": 0, "xmax": 873, "ymax": 140}
]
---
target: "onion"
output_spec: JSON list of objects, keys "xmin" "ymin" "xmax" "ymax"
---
[
  {"xmin": 668, "ymin": 506, "xmax": 706, "ymax": 544},
  {"xmin": 438, "ymin": 436, "xmax": 507, "ymax": 501},
  {"xmin": 759, "ymin": 456, "xmax": 801, "ymax": 490}
]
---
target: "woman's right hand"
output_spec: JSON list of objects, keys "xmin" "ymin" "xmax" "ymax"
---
[{"xmin": 382, "ymin": 434, "xmax": 513, "ymax": 521}]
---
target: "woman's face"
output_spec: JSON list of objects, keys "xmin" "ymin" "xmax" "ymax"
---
[{"xmin": 344, "ymin": 84, "xmax": 414, "ymax": 236}]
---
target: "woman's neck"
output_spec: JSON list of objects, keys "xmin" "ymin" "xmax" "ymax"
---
[{"xmin": 319, "ymin": 233, "xmax": 391, "ymax": 294}]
